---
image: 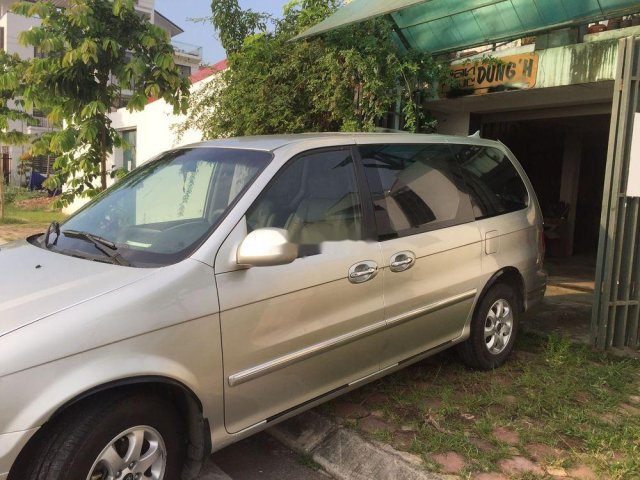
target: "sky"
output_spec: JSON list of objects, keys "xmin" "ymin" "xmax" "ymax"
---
[{"xmin": 155, "ymin": 0, "xmax": 291, "ymax": 65}]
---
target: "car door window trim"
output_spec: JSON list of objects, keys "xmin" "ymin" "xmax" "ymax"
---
[{"xmin": 356, "ymin": 144, "xmax": 476, "ymax": 242}]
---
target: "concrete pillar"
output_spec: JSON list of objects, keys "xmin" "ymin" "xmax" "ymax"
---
[
  {"xmin": 432, "ymin": 111, "xmax": 471, "ymax": 136},
  {"xmin": 559, "ymin": 130, "xmax": 582, "ymax": 257}
]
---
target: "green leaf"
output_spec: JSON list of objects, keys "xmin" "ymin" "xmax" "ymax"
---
[{"xmin": 6, "ymin": 0, "xmax": 192, "ymax": 205}]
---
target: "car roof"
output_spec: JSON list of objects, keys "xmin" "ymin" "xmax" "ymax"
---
[{"xmin": 182, "ymin": 132, "xmax": 502, "ymax": 152}]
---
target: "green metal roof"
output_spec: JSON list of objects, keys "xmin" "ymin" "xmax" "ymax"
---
[{"xmin": 295, "ymin": 0, "xmax": 640, "ymax": 54}]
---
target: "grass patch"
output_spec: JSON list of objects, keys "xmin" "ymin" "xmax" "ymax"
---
[
  {"xmin": 2, "ymin": 205, "xmax": 66, "ymax": 224},
  {"xmin": 327, "ymin": 332, "xmax": 640, "ymax": 479},
  {"xmin": 297, "ymin": 452, "xmax": 322, "ymax": 471},
  {"xmin": 1, "ymin": 187, "xmax": 65, "ymax": 224},
  {"xmin": 1, "ymin": 188, "xmax": 66, "ymax": 241}
]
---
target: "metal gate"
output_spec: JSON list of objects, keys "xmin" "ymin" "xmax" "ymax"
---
[{"xmin": 592, "ymin": 37, "xmax": 640, "ymax": 350}]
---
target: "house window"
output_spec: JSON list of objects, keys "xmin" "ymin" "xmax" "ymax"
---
[
  {"xmin": 177, "ymin": 64, "xmax": 192, "ymax": 78},
  {"xmin": 121, "ymin": 130, "xmax": 137, "ymax": 171}
]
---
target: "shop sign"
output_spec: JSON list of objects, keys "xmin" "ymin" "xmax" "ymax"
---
[{"xmin": 449, "ymin": 53, "xmax": 539, "ymax": 95}]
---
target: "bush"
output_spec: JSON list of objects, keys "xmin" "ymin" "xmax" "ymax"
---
[{"xmin": 2, "ymin": 185, "xmax": 45, "ymax": 206}]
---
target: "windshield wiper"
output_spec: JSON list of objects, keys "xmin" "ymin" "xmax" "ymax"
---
[
  {"xmin": 44, "ymin": 221, "xmax": 60, "ymax": 249},
  {"xmin": 61, "ymin": 230, "xmax": 131, "ymax": 266}
]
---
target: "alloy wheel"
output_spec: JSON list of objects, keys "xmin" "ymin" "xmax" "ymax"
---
[
  {"xmin": 484, "ymin": 298, "xmax": 514, "ymax": 355},
  {"xmin": 87, "ymin": 426, "xmax": 166, "ymax": 480}
]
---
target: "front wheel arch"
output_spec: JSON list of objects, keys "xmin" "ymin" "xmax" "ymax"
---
[{"xmin": 9, "ymin": 378, "xmax": 211, "ymax": 480}]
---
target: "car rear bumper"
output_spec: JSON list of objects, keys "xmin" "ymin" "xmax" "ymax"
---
[
  {"xmin": 525, "ymin": 270, "xmax": 547, "ymax": 310},
  {"xmin": 0, "ymin": 428, "xmax": 39, "ymax": 479}
]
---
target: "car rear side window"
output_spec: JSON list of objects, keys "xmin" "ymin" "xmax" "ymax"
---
[
  {"xmin": 359, "ymin": 144, "xmax": 474, "ymax": 239},
  {"xmin": 451, "ymin": 144, "xmax": 529, "ymax": 220}
]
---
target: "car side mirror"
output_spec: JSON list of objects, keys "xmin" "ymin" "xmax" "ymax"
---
[{"xmin": 236, "ymin": 228, "xmax": 298, "ymax": 267}]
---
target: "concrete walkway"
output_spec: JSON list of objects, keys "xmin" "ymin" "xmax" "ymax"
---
[{"xmin": 200, "ymin": 432, "xmax": 330, "ymax": 480}]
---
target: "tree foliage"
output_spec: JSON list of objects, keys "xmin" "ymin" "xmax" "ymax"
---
[
  {"xmin": 13, "ymin": 0, "xmax": 191, "ymax": 206},
  {"xmin": 0, "ymin": 51, "xmax": 36, "ymax": 220},
  {"xmin": 181, "ymin": 0, "xmax": 450, "ymax": 139}
]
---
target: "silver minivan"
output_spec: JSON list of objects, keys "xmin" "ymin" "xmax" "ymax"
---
[{"xmin": 0, "ymin": 133, "xmax": 546, "ymax": 480}]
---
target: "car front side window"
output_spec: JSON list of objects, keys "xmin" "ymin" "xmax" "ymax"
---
[{"xmin": 246, "ymin": 148, "xmax": 363, "ymax": 249}]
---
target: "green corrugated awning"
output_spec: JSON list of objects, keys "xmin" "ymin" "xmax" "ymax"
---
[{"xmin": 295, "ymin": 0, "xmax": 640, "ymax": 54}]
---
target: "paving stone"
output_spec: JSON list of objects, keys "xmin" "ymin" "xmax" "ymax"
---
[
  {"xmin": 629, "ymin": 395, "xmax": 640, "ymax": 404},
  {"xmin": 573, "ymin": 391, "xmax": 591, "ymax": 404},
  {"xmin": 547, "ymin": 466, "xmax": 568, "ymax": 477},
  {"xmin": 498, "ymin": 456, "xmax": 544, "ymax": 476},
  {"xmin": 357, "ymin": 416, "xmax": 393, "ymax": 435},
  {"xmin": 619, "ymin": 403, "xmax": 640, "ymax": 415},
  {"xmin": 599, "ymin": 412, "xmax": 619, "ymax": 425},
  {"xmin": 412, "ymin": 380, "xmax": 432, "ymax": 390},
  {"xmin": 503, "ymin": 395, "xmax": 518, "ymax": 406},
  {"xmin": 370, "ymin": 409, "xmax": 385, "ymax": 418},
  {"xmin": 558, "ymin": 434, "xmax": 584, "ymax": 451},
  {"xmin": 514, "ymin": 350, "xmax": 538, "ymax": 362},
  {"xmin": 470, "ymin": 473, "xmax": 508, "ymax": 480},
  {"xmin": 469, "ymin": 438, "xmax": 494, "ymax": 453},
  {"xmin": 392, "ymin": 430, "xmax": 416, "ymax": 451},
  {"xmin": 429, "ymin": 452, "xmax": 467, "ymax": 474},
  {"xmin": 364, "ymin": 392, "xmax": 389, "ymax": 407},
  {"xmin": 525, "ymin": 443, "xmax": 560, "ymax": 461},
  {"xmin": 492, "ymin": 427, "xmax": 520, "ymax": 445},
  {"xmin": 611, "ymin": 450, "xmax": 626, "ymax": 461},
  {"xmin": 422, "ymin": 397, "xmax": 443, "ymax": 411},
  {"xmin": 566, "ymin": 465, "xmax": 598, "ymax": 480},
  {"xmin": 333, "ymin": 402, "xmax": 370, "ymax": 419}
]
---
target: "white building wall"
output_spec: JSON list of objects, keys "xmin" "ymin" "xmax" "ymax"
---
[
  {"xmin": 62, "ymin": 75, "xmax": 216, "ymax": 214},
  {"xmin": 0, "ymin": 7, "xmax": 41, "ymax": 185},
  {"xmin": 0, "ymin": 11, "xmax": 39, "ymax": 59},
  {"xmin": 109, "ymin": 85, "xmax": 210, "ymax": 170},
  {"xmin": 0, "ymin": 0, "xmax": 202, "ymax": 187}
]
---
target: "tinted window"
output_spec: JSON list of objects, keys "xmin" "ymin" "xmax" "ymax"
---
[
  {"xmin": 451, "ymin": 145, "xmax": 529, "ymax": 219},
  {"xmin": 247, "ymin": 149, "xmax": 363, "ymax": 246},
  {"xmin": 359, "ymin": 144, "xmax": 474, "ymax": 239}
]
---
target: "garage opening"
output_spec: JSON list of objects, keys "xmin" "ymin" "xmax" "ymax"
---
[{"xmin": 478, "ymin": 113, "xmax": 611, "ymax": 288}]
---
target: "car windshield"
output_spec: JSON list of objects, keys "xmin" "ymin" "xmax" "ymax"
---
[{"xmin": 34, "ymin": 147, "xmax": 271, "ymax": 267}]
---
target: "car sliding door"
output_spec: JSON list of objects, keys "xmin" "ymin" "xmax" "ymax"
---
[{"xmin": 358, "ymin": 143, "xmax": 483, "ymax": 366}]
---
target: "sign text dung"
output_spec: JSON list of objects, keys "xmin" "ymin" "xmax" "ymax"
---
[{"xmin": 449, "ymin": 53, "xmax": 539, "ymax": 95}]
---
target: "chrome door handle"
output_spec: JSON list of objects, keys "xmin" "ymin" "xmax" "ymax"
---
[
  {"xmin": 391, "ymin": 258, "xmax": 413, "ymax": 268},
  {"xmin": 389, "ymin": 251, "xmax": 416, "ymax": 273},
  {"xmin": 350, "ymin": 268, "xmax": 376, "ymax": 278},
  {"xmin": 348, "ymin": 261, "xmax": 378, "ymax": 284}
]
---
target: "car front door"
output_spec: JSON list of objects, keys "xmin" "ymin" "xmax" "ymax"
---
[
  {"xmin": 358, "ymin": 143, "xmax": 483, "ymax": 366},
  {"xmin": 215, "ymin": 147, "xmax": 385, "ymax": 434}
]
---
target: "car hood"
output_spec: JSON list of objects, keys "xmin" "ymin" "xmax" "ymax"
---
[{"xmin": 0, "ymin": 240, "xmax": 156, "ymax": 338}]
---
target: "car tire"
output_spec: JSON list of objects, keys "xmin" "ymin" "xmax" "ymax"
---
[
  {"xmin": 14, "ymin": 392, "xmax": 186, "ymax": 480},
  {"xmin": 457, "ymin": 283, "xmax": 519, "ymax": 370}
]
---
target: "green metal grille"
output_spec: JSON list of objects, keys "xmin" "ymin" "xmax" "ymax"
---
[
  {"xmin": 296, "ymin": 0, "xmax": 640, "ymax": 54},
  {"xmin": 593, "ymin": 37, "xmax": 640, "ymax": 350}
]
